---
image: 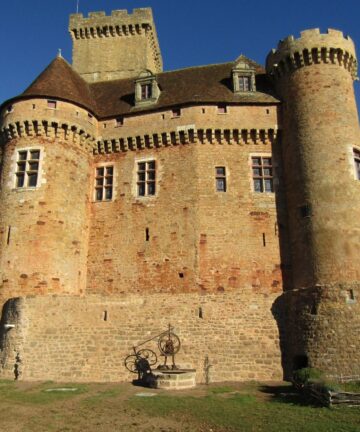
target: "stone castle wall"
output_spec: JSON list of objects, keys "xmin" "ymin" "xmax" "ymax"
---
[
  {"xmin": 0, "ymin": 292, "xmax": 283, "ymax": 382},
  {"xmin": 87, "ymin": 104, "xmax": 284, "ymax": 295},
  {"xmin": 69, "ymin": 9, "xmax": 163, "ymax": 82},
  {"xmin": 274, "ymin": 283, "xmax": 360, "ymax": 380}
]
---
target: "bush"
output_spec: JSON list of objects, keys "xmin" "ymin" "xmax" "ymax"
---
[{"xmin": 293, "ymin": 368, "xmax": 324, "ymax": 388}]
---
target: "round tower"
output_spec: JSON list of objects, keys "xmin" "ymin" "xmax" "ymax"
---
[
  {"xmin": 0, "ymin": 57, "xmax": 96, "ymax": 304},
  {"xmin": 267, "ymin": 29, "xmax": 360, "ymax": 378}
]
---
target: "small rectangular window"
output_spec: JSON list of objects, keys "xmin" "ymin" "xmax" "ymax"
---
[
  {"xmin": 215, "ymin": 166, "xmax": 227, "ymax": 192},
  {"xmin": 141, "ymin": 84, "xmax": 152, "ymax": 100},
  {"xmin": 252, "ymin": 156, "xmax": 274, "ymax": 193},
  {"xmin": 239, "ymin": 76, "xmax": 251, "ymax": 92},
  {"xmin": 116, "ymin": 117, "xmax": 124, "ymax": 127},
  {"xmin": 137, "ymin": 161, "xmax": 156, "ymax": 197},
  {"xmin": 172, "ymin": 108, "xmax": 181, "ymax": 118},
  {"xmin": 217, "ymin": 104, "xmax": 227, "ymax": 114},
  {"xmin": 47, "ymin": 100, "xmax": 57, "ymax": 109},
  {"xmin": 15, "ymin": 149, "xmax": 40, "ymax": 188},
  {"xmin": 354, "ymin": 149, "xmax": 360, "ymax": 180},
  {"xmin": 95, "ymin": 166, "xmax": 113, "ymax": 201}
]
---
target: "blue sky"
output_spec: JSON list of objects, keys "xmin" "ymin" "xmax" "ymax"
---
[{"xmin": 1, "ymin": 0, "xmax": 359, "ymax": 108}]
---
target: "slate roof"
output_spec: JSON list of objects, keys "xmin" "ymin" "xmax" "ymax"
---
[
  {"xmin": 2, "ymin": 55, "xmax": 280, "ymax": 118},
  {"xmin": 22, "ymin": 56, "xmax": 95, "ymax": 113}
]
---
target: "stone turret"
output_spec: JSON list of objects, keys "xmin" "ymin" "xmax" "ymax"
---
[
  {"xmin": 0, "ymin": 57, "xmax": 95, "ymax": 304},
  {"xmin": 69, "ymin": 8, "xmax": 163, "ymax": 82},
  {"xmin": 267, "ymin": 29, "xmax": 360, "ymax": 378}
]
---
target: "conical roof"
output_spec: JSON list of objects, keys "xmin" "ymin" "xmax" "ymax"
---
[{"xmin": 22, "ymin": 56, "xmax": 96, "ymax": 112}]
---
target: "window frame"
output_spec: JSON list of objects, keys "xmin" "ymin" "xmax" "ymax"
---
[
  {"xmin": 215, "ymin": 166, "xmax": 227, "ymax": 192},
  {"xmin": 217, "ymin": 104, "xmax": 228, "ymax": 114},
  {"xmin": 251, "ymin": 155, "xmax": 274, "ymax": 194},
  {"xmin": 141, "ymin": 83, "xmax": 153, "ymax": 100},
  {"xmin": 94, "ymin": 165, "xmax": 114, "ymax": 202},
  {"xmin": 171, "ymin": 108, "xmax": 181, "ymax": 118},
  {"xmin": 238, "ymin": 75, "xmax": 252, "ymax": 92},
  {"xmin": 137, "ymin": 160, "xmax": 157, "ymax": 197},
  {"xmin": 353, "ymin": 148, "xmax": 360, "ymax": 180},
  {"xmin": 15, "ymin": 149, "xmax": 41, "ymax": 189},
  {"xmin": 47, "ymin": 100, "xmax": 57, "ymax": 109}
]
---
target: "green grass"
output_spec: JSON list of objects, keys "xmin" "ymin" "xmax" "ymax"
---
[
  {"xmin": 209, "ymin": 385, "xmax": 234, "ymax": 394},
  {"xmin": 82, "ymin": 387, "xmax": 123, "ymax": 405},
  {"xmin": 0, "ymin": 380, "xmax": 88, "ymax": 404},
  {"xmin": 129, "ymin": 384, "xmax": 360, "ymax": 432},
  {"xmin": 340, "ymin": 382, "xmax": 360, "ymax": 393}
]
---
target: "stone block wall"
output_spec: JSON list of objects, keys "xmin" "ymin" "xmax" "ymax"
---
[
  {"xmin": 274, "ymin": 283, "xmax": 360, "ymax": 380},
  {"xmin": 0, "ymin": 99, "xmax": 94, "ymax": 305},
  {"xmin": 0, "ymin": 292, "xmax": 283, "ymax": 383},
  {"xmin": 69, "ymin": 8, "xmax": 163, "ymax": 82},
  {"xmin": 87, "ymin": 103, "xmax": 285, "ymax": 295}
]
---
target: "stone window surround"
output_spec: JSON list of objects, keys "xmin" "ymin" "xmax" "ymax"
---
[
  {"xmin": 135, "ymin": 70, "xmax": 161, "ymax": 107},
  {"xmin": 232, "ymin": 62, "xmax": 256, "ymax": 94},
  {"xmin": 47, "ymin": 99, "xmax": 57, "ymax": 109},
  {"xmin": 10, "ymin": 146, "xmax": 45, "ymax": 191},
  {"xmin": 217, "ymin": 104, "xmax": 228, "ymax": 115},
  {"xmin": 250, "ymin": 153, "xmax": 274, "ymax": 194},
  {"xmin": 352, "ymin": 146, "xmax": 360, "ymax": 181},
  {"xmin": 171, "ymin": 108, "xmax": 181, "ymax": 118},
  {"xmin": 133, "ymin": 156, "xmax": 158, "ymax": 199},
  {"xmin": 215, "ymin": 166, "xmax": 227, "ymax": 192},
  {"xmin": 93, "ymin": 162, "xmax": 116, "ymax": 202}
]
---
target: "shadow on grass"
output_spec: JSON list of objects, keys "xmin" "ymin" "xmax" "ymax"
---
[{"xmin": 259, "ymin": 384, "xmax": 322, "ymax": 407}]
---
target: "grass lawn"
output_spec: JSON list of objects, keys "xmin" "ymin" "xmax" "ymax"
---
[{"xmin": 0, "ymin": 379, "xmax": 359, "ymax": 431}]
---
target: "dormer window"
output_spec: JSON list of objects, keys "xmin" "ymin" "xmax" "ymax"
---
[
  {"xmin": 141, "ymin": 84, "xmax": 153, "ymax": 100},
  {"xmin": 135, "ymin": 70, "xmax": 160, "ymax": 107},
  {"xmin": 232, "ymin": 58, "xmax": 256, "ymax": 93}
]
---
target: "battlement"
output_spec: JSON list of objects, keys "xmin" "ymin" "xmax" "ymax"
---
[
  {"xmin": 266, "ymin": 28, "xmax": 357, "ymax": 78},
  {"xmin": 69, "ymin": 7, "xmax": 162, "ymax": 82},
  {"xmin": 69, "ymin": 8, "xmax": 155, "ymax": 39}
]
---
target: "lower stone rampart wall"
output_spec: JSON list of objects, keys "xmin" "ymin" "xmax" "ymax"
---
[
  {"xmin": 0, "ymin": 291, "xmax": 283, "ymax": 383},
  {"xmin": 273, "ymin": 283, "xmax": 360, "ymax": 380}
]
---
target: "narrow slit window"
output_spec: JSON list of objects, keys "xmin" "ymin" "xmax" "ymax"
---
[
  {"xmin": 137, "ymin": 161, "xmax": 156, "ymax": 197},
  {"xmin": 95, "ymin": 166, "xmax": 113, "ymax": 201},
  {"xmin": 354, "ymin": 149, "xmax": 360, "ymax": 180},
  {"xmin": 215, "ymin": 167, "xmax": 227, "ymax": 192},
  {"xmin": 145, "ymin": 228, "xmax": 150, "ymax": 241},
  {"xmin": 7, "ymin": 226, "xmax": 11, "ymax": 245},
  {"xmin": 15, "ymin": 149, "xmax": 40, "ymax": 188},
  {"xmin": 252, "ymin": 156, "xmax": 274, "ymax": 193}
]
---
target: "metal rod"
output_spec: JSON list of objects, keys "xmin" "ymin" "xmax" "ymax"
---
[{"xmin": 133, "ymin": 326, "xmax": 174, "ymax": 350}]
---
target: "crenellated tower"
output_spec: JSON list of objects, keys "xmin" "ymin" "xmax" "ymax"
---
[
  {"xmin": 267, "ymin": 29, "xmax": 360, "ymax": 378},
  {"xmin": 69, "ymin": 8, "xmax": 163, "ymax": 82}
]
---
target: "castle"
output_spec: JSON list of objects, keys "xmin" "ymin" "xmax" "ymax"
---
[{"xmin": 0, "ymin": 7, "xmax": 359, "ymax": 383}]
